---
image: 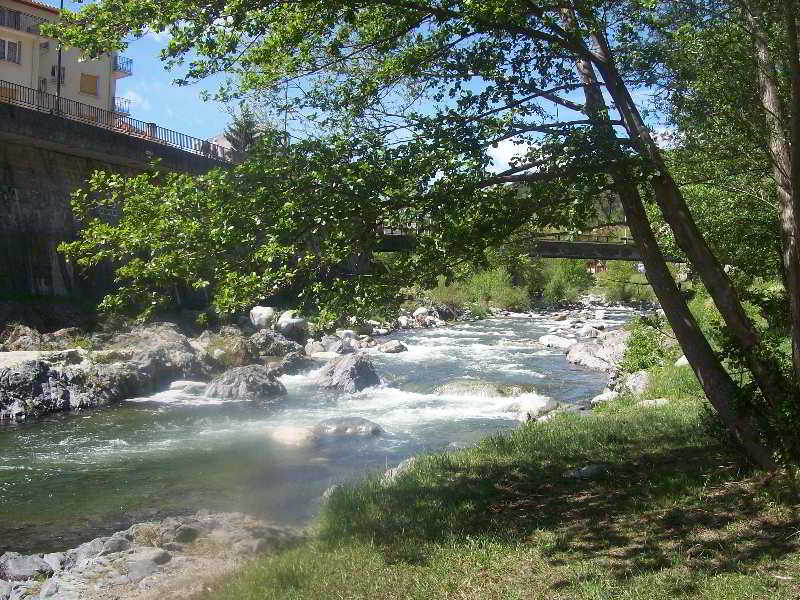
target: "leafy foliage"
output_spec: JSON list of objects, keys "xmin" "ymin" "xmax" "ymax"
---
[{"xmin": 620, "ymin": 316, "xmax": 681, "ymax": 374}]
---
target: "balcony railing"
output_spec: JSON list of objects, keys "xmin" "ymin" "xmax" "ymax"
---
[
  {"xmin": 0, "ymin": 8, "xmax": 48, "ymax": 35},
  {"xmin": 0, "ymin": 79, "xmax": 233, "ymax": 162},
  {"xmin": 113, "ymin": 55, "xmax": 133, "ymax": 76},
  {"xmin": 113, "ymin": 96, "xmax": 131, "ymax": 114}
]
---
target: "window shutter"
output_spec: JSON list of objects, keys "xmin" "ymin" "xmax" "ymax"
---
[
  {"xmin": 0, "ymin": 40, "xmax": 6, "ymax": 62},
  {"xmin": 15, "ymin": 41, "xmax": 20, "ymax": 64},
  {"xmin": 80, "ymin": 74, "xmax": 98, "ymax": 95},
  {"xmin": 8, "ymin": 41, "xmax": 17, "ymax": 64},
  {"xmin": 0, "ymin": 9, "xmax": 5, "ymax": 28}
]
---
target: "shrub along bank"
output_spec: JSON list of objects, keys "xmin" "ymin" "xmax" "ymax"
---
[{"xmin": 193, "ymin": 381, "xmax": 799, "ymax": 600}]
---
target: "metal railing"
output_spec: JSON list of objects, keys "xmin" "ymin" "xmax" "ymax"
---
[
  {"xmin": 113, "ymin": 55, "xmax": 133, "ymax": 76},
  {"xmin": 113, "ymin": 96, "xmax": 131, "ymax": 114},
  {"xmin": 0, "ymin": 8, "xmax": 48, "ymax": 34},
  {"xmin": 532, "ymin": 231, "xmax": 635, "ymax": 245},
  {"xmin": 0, "ymin": 79, "xmax": 233, "ymax": 162}
]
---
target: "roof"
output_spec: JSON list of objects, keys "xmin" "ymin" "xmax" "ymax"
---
[{"xmin": 9, "ymin": 0, "xmax": 60, "ymax": 15}]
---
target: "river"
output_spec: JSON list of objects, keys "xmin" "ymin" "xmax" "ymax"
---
[{"xmin": 0, "ymin": 309, "xmax": 633, "ymax": 554}]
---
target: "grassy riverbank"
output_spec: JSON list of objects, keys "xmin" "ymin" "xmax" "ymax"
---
[{"xmin": 193, "ymin": 374, "xmax": 800, "ymax": 600}]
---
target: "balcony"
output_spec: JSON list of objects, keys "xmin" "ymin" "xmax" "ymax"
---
[
  {"xmin": 112, "ymin": 55, "xmax": 133, "ymax": 78},
  {"xmin": 0, "ymin": 8, "xmax": 48, "ymax": 35},
  {"xmin": 113, "ymin": 96, "xmax": 130, "ymax": 114}
]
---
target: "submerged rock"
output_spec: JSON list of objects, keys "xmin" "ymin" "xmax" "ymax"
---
[
  {"xmin": 312, "ymin": 416, "xmax": 383, "ymax": 436},
  {"xmin": 316, "ymin": 354, "xmax": 381, "ymax": 392},
  {"xmin": 434, "ymin": 380, "xmax": 538, "ymax": 397},
  {"xmin": 204, "ymin": 365, "xmax": 287, "ymax": 402}
]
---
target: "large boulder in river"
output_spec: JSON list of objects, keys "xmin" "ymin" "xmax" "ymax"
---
[
  {"xmin": 378, "ymin": 340, "xmax": 407, "ymax": 353},
  {"xmin": 538, "ymin": 334, "xmax": 577, "ymax": 351},
  {"xmin": 434, "ymin": 380, "xmax": 538, "ymax": 397},
  {"xmin": 316, "ymin": 354, "xmax": 380, "ymax": 393},
  {"xmin": 249, "ymin": 330, "xmax": 303, "ymax": 357},
  {"xmin": 507, "ymin": 396, "xmax": 559, "ymax": 421},
  {"xmin": 108, "ymin": 322, "xmax": 209, "ymax": 384},
  {"xmin": 566, "ymin": 328, "xmax": 631, "ymax": 371},
  {"xmin": 312, "ymin": 416, "xmax": 383, "ymax": 437},
  {"xmin": 274, "ymin": 311, "xmax": 310, "ymax": 344},
  {"xmin": 204, "ymin": 365, "xmax": 287, "ymax": 402}
]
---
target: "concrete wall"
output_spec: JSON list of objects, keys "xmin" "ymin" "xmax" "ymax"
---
[{"xmin": 0, "ymin": 101, "xmax": 223, "ymax": 298}]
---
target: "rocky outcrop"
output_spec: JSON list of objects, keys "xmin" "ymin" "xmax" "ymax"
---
[
  {"xmin": 0, "ymin": 512, "xmax": 302, "ymax": 600},
  {"xmin": 566, "ymin": 328, "xmax": 631, "ymax": 371},
  {"xmin": 316, "ymin": 354, "xmax": 381, "ymax": 393},
  {"xmin": 204, "ymin": 365, "xmax": 287, "ymax": 402}
]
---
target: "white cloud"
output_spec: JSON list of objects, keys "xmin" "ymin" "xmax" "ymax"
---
[
  {"xmin": 121, "ymin": 89, "xmax": 152, "ymax": 112},
  {"xmin": 488, "ymin": 138, "xmax": 531, "ymax": 173}
]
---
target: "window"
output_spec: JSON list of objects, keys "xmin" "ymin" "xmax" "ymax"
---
[
  {"xmin": 80, "ymin": 73, "xmax": 98, "ymax": 96},
  {"xmin": 0, "ymin": 39, "xmax": 20, "ymax": 64},
  {"xmin": 7, "ymin": 40, "xmax": 19, "ymax": 64},
  {"xmin": 51, "ymin": 65, "xmax": 65, "ymax": 83}
]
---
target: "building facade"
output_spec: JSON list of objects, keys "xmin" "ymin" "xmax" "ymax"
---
[{"xmin": 0, "ymin": 0, "xmax": 131, "ymax": 114}]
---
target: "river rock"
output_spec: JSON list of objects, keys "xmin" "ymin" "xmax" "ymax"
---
[
  {"xmin": 204, "ymin": 365, "xmax": 287, "ymax": 402},
  {"xmin": 0, "ymin": 581, "xmax": 9, "ymax": 600},
  {"xmin": 622, "ymin": 370, "xmax": 651, "ymax": 395},
  {"xmin": 590, "ymin": 390, "xmax": 619, "ymax": 406},
  {"xmin": 383, "ymin": 457, "xmax": 416, "ymax": 483},
  {"xmin": 305, "ymin": 340, "xmax": 326, "ymax": 354},
  {"xmin": 566, "ymin": 328, "xmax": 631, "ymax": 371},
  {"xmin": 378, "ymin": 340, "xmax": 407, "ymax": 353},
  {"xmin": 319, "ymin": 335, "xmax": 341, "ymax": 352},
  {"xmin": 0, "ymin": 553, "xmax": 54, "ymax": 581},
  {"xmin": 250, "ymin": 306, "xmax": 277, "ymax": 329},
  {"xmin": 271, "ymin": 351, "xmax": 313, "ymax": 376},
  {"xmin": 249, "ymin": 330, "xmax": 303, "ymax": 357},
  {"xmin": 335, "ymin": 338, "xmax": 360, "ymax": 354},
  {"xmin": 168, "ymin": 380, "xmax": 207, "ymax": 395},
  {"xmin": 507, "ymin": 396, "xmax": 558, "ymax": 421},
  {"xmin": 675, "ymin": 355, "xmax": 689, "ymax": 367},
  {"xmin": 397, "ymin": 315, "xmax": 414, "ymax": 329},
  {"xmin": 336, "ymin": 329, "xmax": 356, "ymax": 339},
  {"xmin": 637, "ymin": 397, "xmax": 669, "ymax": 408},
  {"xmin": 538, "ymin": 334, "xmax": 577, "ymax": 351},
  {"xmin": 269, "ymin": 426, "xmax": 319, "ymax": 447},
  {"xmin": 578, "ymin": 324, "xmax": 600, "ymax": 338},
  {"xmin": 434, "ymin": 380, "xmax": 538, "ymax": 397},
  {"xmin": 275, "ymin": 311, "xmax": 309, "ymax": 344},
  {"xmin": 412, "ymin": 307, "xmax": 430, "ymax": 318},
  {"xmin": 316, "ymin": 354, "xmax": 380, "ymax": 392},
  {"xmin": 312, "ymin": 416, "xmax": 383, "ymax": 436}
]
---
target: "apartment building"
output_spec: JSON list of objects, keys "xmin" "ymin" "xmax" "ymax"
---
[{"xmin": 0, "ymin": 0, "xmax": 132, "ymax": 114}]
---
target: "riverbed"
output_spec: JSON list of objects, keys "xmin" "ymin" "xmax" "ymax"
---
[{"xmin": 0, "ymin": 309, "xmax": 633, "ymax": 554}]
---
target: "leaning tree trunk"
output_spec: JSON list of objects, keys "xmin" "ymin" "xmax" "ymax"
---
[
  {"xmin": 562, "ymin": 8, "xmax": 777, "ymax": 469},
  {"xmin": 589, "ymin": 32, "xmax": 791, "ymax": 410}
]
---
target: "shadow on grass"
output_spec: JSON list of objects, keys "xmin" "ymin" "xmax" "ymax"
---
[{"xmin": 321, "ymin": 409, "xmax": 800, "ymax": 585}]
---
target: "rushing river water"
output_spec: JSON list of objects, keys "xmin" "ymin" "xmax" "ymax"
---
[{"xmin": 0, "ymin": 310, "xmax": 633, "ymax": 554}]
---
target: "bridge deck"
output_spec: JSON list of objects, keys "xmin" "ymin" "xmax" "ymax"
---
[{"xmin": 377, "ymin": 233, "xmax": 684, "ymax": 262}]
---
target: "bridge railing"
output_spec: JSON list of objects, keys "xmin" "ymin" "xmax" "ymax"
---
[
  {"xmin": 0, "ymin": 78, "xmax": 234, "ymax": 163},
  {"xmin": 532, "ymin": 231, "xmax": 635, "ymax": 244}
]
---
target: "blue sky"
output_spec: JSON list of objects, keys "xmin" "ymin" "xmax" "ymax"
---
[{"xmin": 62, "ymin": 1, "xmax": 231, "ymax": 141}]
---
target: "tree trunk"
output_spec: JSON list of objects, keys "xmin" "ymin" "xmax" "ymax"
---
[
  {"xmin": 745, "ymin": 1, "xmax": 800, "ymax": 378},
  {"xmin": 589, "ymin": 31, "xmax": 791, "ymax": 409},
  {"xmin": 563, "ymin": 8, "xmax": 777, "ymax": 469}
]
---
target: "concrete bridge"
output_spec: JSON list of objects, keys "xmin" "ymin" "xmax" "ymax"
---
[
  {"xmin": 378, "ymin": 231, "xmax": 684, "ymax": 262},
  {"xmin": 0, "ymin": 90, "xmax": 227, "ymax": 298}
]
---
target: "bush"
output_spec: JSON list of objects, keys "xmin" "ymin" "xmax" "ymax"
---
[
  {"xmin": 620, "ymin": 316, "xmax": 681, "ymax": 373},
  {"xmin": 596, "ymin": 261, "xmax": 655, "ymax": 302},
  {"xmin": 425, "ymin": 268, "xmax": 530, "ymax": 312},
  {"xmin": 540, "ymin": 259, "xmax": 594, "ymax": 303}
]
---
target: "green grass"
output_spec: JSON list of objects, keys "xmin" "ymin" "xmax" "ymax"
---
[{"xmin": 194, "ymin": 394, "xmax": 800, "ymax": 600}]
